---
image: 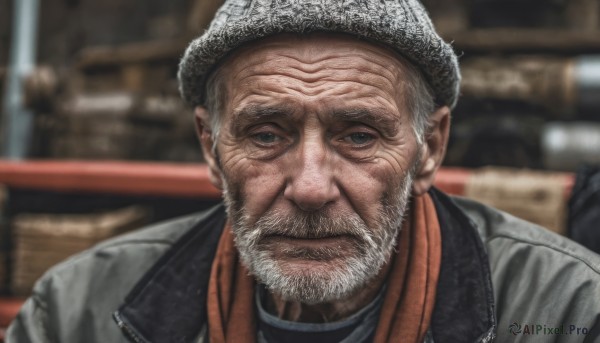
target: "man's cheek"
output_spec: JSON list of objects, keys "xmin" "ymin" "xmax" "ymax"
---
[{"xmin": 233, "ymin": 172, "xmax": 285, "ymax": 219}]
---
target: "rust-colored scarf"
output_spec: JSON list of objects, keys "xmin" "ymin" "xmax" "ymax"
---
[{"xmin": 207, "ymin": 193, "xmax": 442, "ymax": 343}]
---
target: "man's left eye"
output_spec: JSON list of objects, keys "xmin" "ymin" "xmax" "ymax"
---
[
  {"xmin": 346, "ymin": 132, "xmax": 374, "ymax": 145},
  {"xmin": 253, "ymin": 132, "xmax": 278, "ymax": 144}
]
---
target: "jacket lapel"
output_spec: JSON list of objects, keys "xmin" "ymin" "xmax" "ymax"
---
[
  {"xmin": 114, "ymin": 204, "xmax": 227, "ymax": 343},
  {"xmin": 429, "ymin": 188, "xmax": 497, "ymax": 343}
]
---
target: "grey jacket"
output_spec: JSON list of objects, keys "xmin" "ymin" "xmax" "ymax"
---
[{"xmin": 7, "ymin": 189, "xmax": 600, "ymax": 342}]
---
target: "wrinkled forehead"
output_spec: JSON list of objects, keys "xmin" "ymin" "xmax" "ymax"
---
[
  {"xmin": 213, "ymin": 32, "xmax": 414, "ymax": 109},
  {"xmin": 226, "ymin": 32, "xmax": 410, "ymax": 70}
]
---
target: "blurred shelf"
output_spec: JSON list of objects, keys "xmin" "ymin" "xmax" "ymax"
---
[
  {"xmin": 447, "ymin": 29, "xmax": 600, "ymax": 52},
  {"xmin": 76, "ymin": 38, "xmax": 191, "ymax": 70},
  {"xmin": 0, "ymin": 160, "xmax": 574, "ymax": 198},
  {"xmin": 0, "ymin": 160, "xmax": 220, "ymax": 198}
]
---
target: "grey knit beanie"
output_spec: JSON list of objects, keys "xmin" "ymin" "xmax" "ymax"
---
[{"xmin": 178, "ymin": 0, "xmax": 460, "ymax": 109}]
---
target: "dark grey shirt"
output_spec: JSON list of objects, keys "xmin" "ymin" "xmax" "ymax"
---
[{"xmin": 256, "ymin": 285, "xmax": 386, "ymax": 343}]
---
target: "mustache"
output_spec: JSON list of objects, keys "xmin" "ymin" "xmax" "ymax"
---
[{"xmin": 247, "ymin": 209, "xmax": 372, "ymax": 241}]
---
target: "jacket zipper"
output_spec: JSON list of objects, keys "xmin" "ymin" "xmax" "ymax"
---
[
  {"xmin": 114, "ymin": 311, "xmax": 147, "ymax": 343},
  {"xmin": 478, "ymin": 327, "xmax": 496, "ymax": 343}
]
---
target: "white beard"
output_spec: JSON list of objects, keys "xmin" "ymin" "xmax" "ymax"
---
[{"xmin": 222, "ymin": 170, "xmax": 415, "ymax": 304}]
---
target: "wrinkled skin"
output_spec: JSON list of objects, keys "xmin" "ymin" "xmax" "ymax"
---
[{"xmin": 195, "ymin": 33, "xmax": 450, "ymax": 322}]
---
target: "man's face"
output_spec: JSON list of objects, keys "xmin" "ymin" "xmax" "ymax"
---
[{"xmin": 209, "ymin": 34, "xmax": 423, "ymax": 304}]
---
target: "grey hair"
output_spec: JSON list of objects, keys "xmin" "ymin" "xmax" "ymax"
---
[
  {"xmin": 202, "ymin": 52, "xmax": 436, "ymax": 149},
  {"xmin": 204, "ymin": 65, "xmax": 227, "ymax": 154},
  {"xmin": 400, "ymin": 57, "xmax": 437, "ymax": 145}
]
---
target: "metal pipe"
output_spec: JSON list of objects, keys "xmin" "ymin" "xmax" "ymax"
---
[
  {"xmin": 1, "ymin": 0, "xmax": 40, "ymax": 159},
  {"xmin": 461, "ymin": 55, "xmax": 600, "ymax": 116},
  {"xmin": 542, "ymin": 122, "xmax": 600, "ymax": 171},
  {"xmin": 576, "ymin": 56, "xmax": 600, "ymax": 112}
]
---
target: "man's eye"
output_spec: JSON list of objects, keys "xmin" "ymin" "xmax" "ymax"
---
[
  {"xmin": 253, "ymin": 132, "xmax": 278, "ymax": 144},
  {"xmin": 346, "ymin": 132, "xmax": 374, "ymax": 145}
]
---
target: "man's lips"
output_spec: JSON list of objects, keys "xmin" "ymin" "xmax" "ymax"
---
[{"xmin": 260, "ymin": 234, "xmax": 357, "ymax": 250}]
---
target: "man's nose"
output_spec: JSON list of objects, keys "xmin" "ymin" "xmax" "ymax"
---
[{"xmin": 283, "ymin": 141, "xmax": 340, "ymax": 212}]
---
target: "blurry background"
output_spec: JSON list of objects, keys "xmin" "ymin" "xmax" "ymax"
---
[
  {"xmin": 0, "ymin": 0, "xmax": 599, "ymax": 335},
  {"xmin": 1, "ymin": 0, "xmax": 220, "ymax": 161},
  {"xmin": 2, "ymin": 0, "xmax": 600, "ymax": 167}
]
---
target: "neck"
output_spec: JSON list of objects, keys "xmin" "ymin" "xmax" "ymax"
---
[{"xmin": 263, "ymin": 261, "xmax": 392, "ymax": 323}]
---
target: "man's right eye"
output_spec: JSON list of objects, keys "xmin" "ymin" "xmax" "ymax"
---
[{"xmin": 252, "ymin": 132, "xmax": 279, "ymax": 144}]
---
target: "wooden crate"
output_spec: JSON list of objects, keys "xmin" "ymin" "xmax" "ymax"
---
[
  {"xmin": 11, "ymin": 206, "xmax": 150, "ymax": 295},
  {"xmin": 465, "ymin": 167, "xmax": 568, "ymax": 235}
]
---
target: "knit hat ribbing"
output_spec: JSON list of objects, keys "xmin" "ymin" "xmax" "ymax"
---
[{"xmin": 178, "ymin": 0, "xmax": 461, "ymax": 109}]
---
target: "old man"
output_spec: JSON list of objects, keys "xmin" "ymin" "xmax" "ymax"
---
[{"xmin": 8, "ymin": 0, "xmax": 600, "ymax": 342}]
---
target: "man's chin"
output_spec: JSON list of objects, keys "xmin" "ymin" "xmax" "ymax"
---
[
  {"xmin": 266, "ymin": 274, "xmax": 362, "ymax": 305},
  {"xmin": 250, "ymin": 254, "xmax": 372, "ymax": 304},
  {"xmin": 275, "ymin": 257, "xmax": 356, "ymax": 278}
]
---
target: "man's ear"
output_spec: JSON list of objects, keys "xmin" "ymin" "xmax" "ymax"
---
[
  {"xmin": 194, "ymin": 106, "xmax": 224, "ymax": 190},
  {"xmin": 412, "ymin": 106, "xmax": 451, "ymax": 196}
]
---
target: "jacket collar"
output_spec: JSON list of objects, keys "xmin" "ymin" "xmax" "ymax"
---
[
  {"xmin": 429, "ymin": 188, "xmax": 497, "ymax": 343},
  {"xmin": 113, "ymin": 204, "xmax": 226, "ymax": 343},
  {"xmin": 114, "ymin": 189, "xmax": 496, "ymax": 342}
]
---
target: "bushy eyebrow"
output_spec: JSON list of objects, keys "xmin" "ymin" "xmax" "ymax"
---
[
  {"xmin": 330, "ymin": 109, "xmax": 400, "ymax": 137},
  {"xmin": 230, "ymin": 105, "xmax": 295, "ymax": 134},
  {"xmin": 230, "ymin": 105, "xmax": 401, "ymax": 137}
]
